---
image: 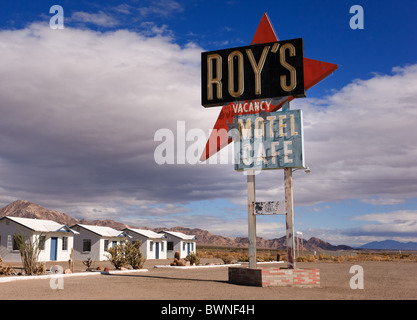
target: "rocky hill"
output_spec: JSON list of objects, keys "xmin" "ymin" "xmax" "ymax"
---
[
  {"xmin": 0, "ymin": 200, "xmax": 78, "ymax": 226},
  {"xmin": 0, "ymin": 200, "xmax": 352, "ymax": 251},
  {"xmin": 0, "ymin": 200, "xmax": 130, "ymax": 230}
]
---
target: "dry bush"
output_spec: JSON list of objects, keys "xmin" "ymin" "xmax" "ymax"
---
[
  {"xmin": 106, "ymin": 240, "xmax": 146, "ymax": 270},
  {"xmin": 125, "ymin": 241, "xmax": 146, "ymax": 269},
  {"xmin": 217, "ymin": 252, "xmax": 233, "ymax": 264},
  {"xmin": 106, "ymin": 241, "xmax": 128, "ymax": 270},
  {"xmin": 296, "ymin": 256, "xmax": 308, "ymax": 262},
  {"xmin": 13, "ymin": 233, "xmax": 44, "ymax": 275},
  {"xmin": 185, "ymin": 252, "xmax": 200, "ymax": 266},
  {"xmin": 0, "ymin": 255, "xmax": 16, "ymax": 276}
]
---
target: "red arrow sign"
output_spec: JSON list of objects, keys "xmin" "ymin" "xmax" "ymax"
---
[{"xmin": 200, "ymin": 13, "xmax": 338, "ymax": 161}]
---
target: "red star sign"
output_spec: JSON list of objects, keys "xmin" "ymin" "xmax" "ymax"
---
[{"xmin": 200, "ymin": 13, "xmax": 338, "ymax": 161}]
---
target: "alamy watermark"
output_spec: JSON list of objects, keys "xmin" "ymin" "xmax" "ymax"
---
[
  {"xmin": 49, "ymin": 264, "xmax": 64, "ymax": 290},
  {"xmin": 49, "ymin": 5, "xmax": 64, "ymax": 29},
  {"xmin": 153, "ymin": 119, "xmax": 299, "ymax": 175},
  {"xmin": 350, "ymin": 5, "xmax": 364, "ymax": 30},
  {"xmin": 349, "ymin": 265, "xmax": 364, "ymax": 289}
]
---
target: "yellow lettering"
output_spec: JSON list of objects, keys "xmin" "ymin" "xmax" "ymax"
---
[
  {"xmin": 246, "ymin": 46, "xmax": 270, "ymax": 95},
  {"xmin": 279, "ymin": 43, "xmax": 297, "ymax": 92},
  {"xmin": 207, "ymin": 54, "xmax": 222, "ymax": 100},
  {"xmin": 254, "ymin": 117, "xmax": 264, "ymax": 138},
  {"xmin": 279, "ymin": 115, "xmax": 287, "ymax": 137},
  {"xmin": 290, "ymin": 114, "xmax": 298, "ymax": 136},
  {"xmin": 267, "ymin": 116, "xmax": 276, "ymax": 138},
  {"xmin": 228, "ymin": 50, "xmax": 244, "ymax": 98},
  {"xmin": 238, "ymin": 118, "xmax": 252, "ymax": 139}
]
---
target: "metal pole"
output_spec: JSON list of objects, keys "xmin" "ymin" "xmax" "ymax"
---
[
  {"xmin": 296, "ymin": 233, "xmax": 299, "ymax": 258},
  {"xmin": 301, "ymin": 232, "xmax": 304, "ymax": 257},
  {"xmin": 284, "ymin": 167, "xmax": 296, "ymax": 269},
  {"xmin": 247, "ymin": 170, "xmax": 257, "ymax": 269}
]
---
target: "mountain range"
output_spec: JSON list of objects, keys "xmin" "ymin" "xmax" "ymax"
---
[
  {"xmin": 359, "ymin": 240, "xmax": 417, "ymax": 250},
  {"xmin": 0, "ymin": 200, "xmax": 353, "ymax": 251}
]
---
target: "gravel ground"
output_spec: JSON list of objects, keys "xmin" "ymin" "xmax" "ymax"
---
[{"xmin": 0, "ymin": 260, "xmax": 416, "ymax": 301}]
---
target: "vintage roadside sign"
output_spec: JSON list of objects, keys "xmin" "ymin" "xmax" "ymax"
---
[
  {"xmin": 230, "ymin": 109, "xmax": 304, "ymax": 171},
  {"xmin": 199, "ymin": 13, "xmax": 337, "ymax": 162},
  {"xmin": 199, "ymin": 13, "xmax": 338, "ymax": 272},
  {"xmin": 253, "ymin": 201, "xmax": 285, "ymax": 215},
  {"xmin": 201, "ymin": 38, "xmax": 305, "ymax": 108}
]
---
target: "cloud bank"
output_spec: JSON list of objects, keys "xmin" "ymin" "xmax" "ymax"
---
[{"xmin": 0, "ymin": 23, "xmax": 416, "ymax": 241}]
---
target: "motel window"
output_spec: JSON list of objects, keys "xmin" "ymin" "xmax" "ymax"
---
[
  {"xmin": 83, "ymin": 239, "xmax": 91, "ymax": 252},
  {"xmin": 8, "ymin": 235, "xmax": 19, "ymax": 251},
  {"xmin": 167, "ymin": 242, "xmax": 173, "ymax": 251},
  {"xmin": 104, "ymin": 240, "xmax": 109, "ymax": 251},
  {"xmin": 150, "ymin": 241, "xmax": 153, "ymax": 251},
  {"xmin": 13, "ymin": 238, "xmax": 19, "ymax": 251},
  {"xmin": 183, "ymin": 242, "xmax": 186, "ymax": 251},
  {"xmin": 161, "ymin": 242, "xmax": 164, "ymax": 252},
  {"xmin": 39, "ymin": 236, "xmax": 46, "ymax": 250},
  {"xmin": 62, "ymin": 237, "xmax": 68, "ymax": 251},
  {"xmin": 7, "ymin": 235, "xmax": 12, "ymax": 250}
]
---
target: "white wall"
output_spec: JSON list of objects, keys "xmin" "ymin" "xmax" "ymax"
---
[
  {"xmin": 71, "ymin": 226, "xmax": 125, "ymax": 261},
  {"xmin": 0, "ymin": 219, "xmax": 74, "ymax": 262},
  {"xmin": 72, "ymin": 226, "xmax": 102, "ymax": 261},
  {"xmin": 165, "ymin": 237, "xmax": 197, "ymax": 259},
  {"xmin": 123, "ymin": 230, "xmax": 167, "ymax": 259}
]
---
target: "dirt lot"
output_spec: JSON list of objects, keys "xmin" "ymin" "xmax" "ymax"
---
[{"xmin": 0, "ymin": 259, "xmax": 416, "ymax": 301}]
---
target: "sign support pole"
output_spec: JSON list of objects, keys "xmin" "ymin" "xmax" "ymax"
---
[
  {"xmin": 247, "ymin": 170, "xmax": 257, "ymax": 269},
  {"xmin": 284, "ymin": 167, "xmax": 296, "ymax": 269}
]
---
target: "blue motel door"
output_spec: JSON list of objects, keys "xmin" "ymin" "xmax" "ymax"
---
[
  {"xmin": 155, "ymin": 242, "xmax": 159, "ymax": 259},
  {"xmin": 187, "ymin": 243, "xmax": 190, "ymax": 255},
  {"xmin": 50, "ymin": 237, "xmax": 58, "ymax": 261}
]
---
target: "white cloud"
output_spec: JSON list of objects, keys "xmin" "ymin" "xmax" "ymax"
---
[
  {"xmin": 361, "ymin": 197, "xmax": 405, "ymax": 206},
  {"xmin": 138, "ymin": 0, "xmax": 184, "ymax": 17},
  {"xmin": 352, "ymin": 210, "xmax": 417, "ymax": 225},
  {"xmin": 71, "ymin": 11, "xmax": 119, "ymax": 27},
  {"xmin": 0, "ymin": 23, "xmax": 210, "ymax": 211},
  {"xmin": 276, "ymin": 63, "xmax": 417, "ymax": 206},
  {"xmin": 0, "ymin": 21, "xmax": 416, "ymax": 236}
]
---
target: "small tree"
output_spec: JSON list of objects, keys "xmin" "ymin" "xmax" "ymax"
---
[
  {"xmin": 185, "ymin": 252, "xmax": 200, "ymax": 266},
  {"xmin": 106, "ymin": 240, "xmax": 146, "ymax": 270},
  {"xmin": 82, "ymin": 257, "xmax": 94, "ymax": 271},
  {"xmin": 106, "ymin": 240, "xmax": 128, "ymax": 270},
  {"xmin": 125, "ymin": 241, "xmax": 146, "ymax": 269},
  {"xmin": 13, "ymin": 232, "xmax": 44, "ymax": 275}
]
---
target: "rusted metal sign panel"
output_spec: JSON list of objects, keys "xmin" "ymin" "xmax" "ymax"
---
[
  {"xmin": 230, "ymin": 109, "xmax": 305, "ymax": 171},
  {"xmin": 201, "ymin": 38, "xmax": 305, "ymax": 108},
  {"xmin": 253, "ymin": 201, "xmax": 285, "ymax": 215}
]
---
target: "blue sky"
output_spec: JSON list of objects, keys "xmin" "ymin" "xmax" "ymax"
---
[{"xmin": 0, "ymin": 0, "xmax": 416, "ymax": 246}]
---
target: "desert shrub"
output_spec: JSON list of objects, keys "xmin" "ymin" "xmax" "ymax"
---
[
  {"xmin": 106, "ymin": 240, "xmax": 146, "ymax": 270},
  {"xmin": 125, "ymin": 241, "xmax": 146, "ymax": 269},
  {"xmin": 217, "ymin": 253, "xmax": 233, "ymax": 264},
  {"xmin": 237, "ymin": 254, "xmax": 249, "ymax": 262},
  {"xmin": 185, "ymin": 252, "xmax": 200, "ymax": 266},
  {"xmin": 318, "ymin": 253, "xmax": 330, "ymax": 261},
  {"xmin": 82, "ymin": 257, "xmax": 94, "ymax": 271},
  {"xmin": 261, "ymin": 253, "xmax": 276, "ymax": 262},
  {"xmin": 296, "ymin": 256, "xmax": 308, "ymax": 262},
  {"xmin": 106, "ymin": 240, "xmax": 128, "ymax": 270},
  {"xmin": 13, "ymin": 233, "xmax": 44, "ymax": 275},
  {"xmin": 0, "ymin": 255, "xmax": 16, "ymax": 275},
  {"xmin": 307, "ymin": 255, "xmax": 316, "ymax": 262}
]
